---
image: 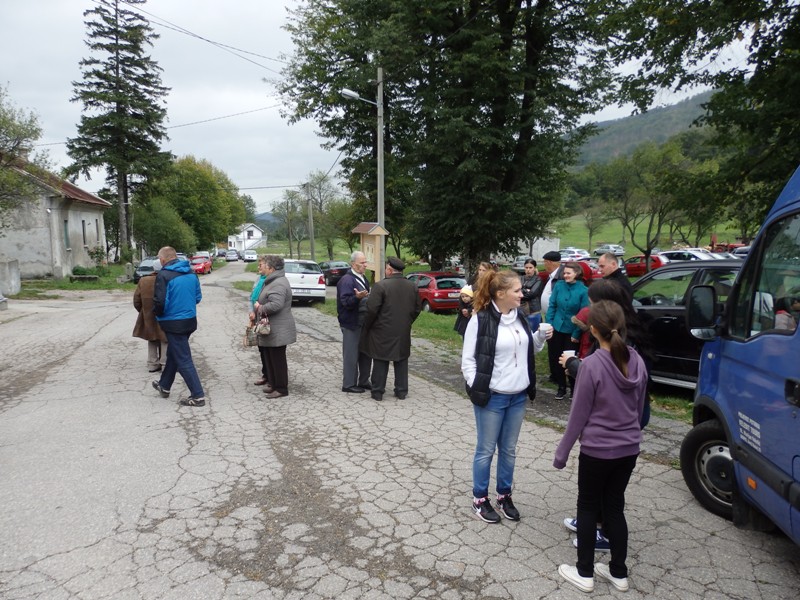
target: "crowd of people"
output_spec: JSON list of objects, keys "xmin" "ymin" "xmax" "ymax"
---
[{"xmin": 131, "ymin": 247, "xmax": 648, "ymax": 593}]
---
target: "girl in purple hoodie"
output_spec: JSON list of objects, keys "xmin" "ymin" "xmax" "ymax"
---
[{"xmin": 553, "ymin": 300, "xmax": 648, "ymax": 594}]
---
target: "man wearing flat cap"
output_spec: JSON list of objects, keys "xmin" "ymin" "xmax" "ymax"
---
[
  {"xmin": 540, "ymin": 250, "xmax": 564, "ymax": 386},
  {"xmin": 360, "ymin": 256, "xmax": 422, "ymax": 401}
]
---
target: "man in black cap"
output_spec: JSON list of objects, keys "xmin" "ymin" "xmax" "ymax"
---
[
  {"xmin": 360, "ymin": 256, "xmax": 422, "ymax": 401},
  {"xmin": 540, "ymin": 250, "xmax": 564, "ymax": 386}
]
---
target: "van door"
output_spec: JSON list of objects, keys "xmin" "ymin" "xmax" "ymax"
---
[{"xmin": 721, "ymin": 211, "xmax": 800, "ymax": 539}]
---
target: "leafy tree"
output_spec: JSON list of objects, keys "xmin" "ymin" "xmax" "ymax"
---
[
  {"xmin": 271, "ymin": 189, "xmax": 307, "ymax": 258},
  {"xmin": 279, "ymin": 1, "xmax": 635, "ymax": 266},
  {"xmin": 0, "ymin": 87, "xmax": 49, "ymax": 231},
  {"xmin": 325, "ymin": 197, "xmax": 360, "ymax": 253},
  {"xmin": 132, "ymin": 197, "xmax": 196, "ymax": 255},
  {"xmin": 66, "ymin": 0, "xmax": 171, "ymax": 253}
]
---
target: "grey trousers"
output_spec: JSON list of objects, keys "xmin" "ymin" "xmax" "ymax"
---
[
  {"xmin": 341, "ymin": 326, "xmax": 371, "ymax": 388},
  {"xmin": 370, "ymin": 358, "xmax": 408, "ymax": 397},
  {"xmin": 147, "ymin": 340, "xmax": 167, "ymax": 370}
]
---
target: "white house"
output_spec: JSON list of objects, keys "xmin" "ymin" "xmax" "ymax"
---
[
  {"xmin": 228, "ymin": 223, "xmax": 266, "ymax": 253},
  {"xmin": 0, "ymin": 160, "xmax": 111, "ymax": 284}
]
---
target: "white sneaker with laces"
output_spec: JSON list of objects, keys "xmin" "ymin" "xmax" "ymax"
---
[
  {"xmin": 595, "ymin": 563, "xmax": 629, "ymax": 592},
  {"xmin": 558, "ymin": 564, "xmax": 594, "ymax": 593}
]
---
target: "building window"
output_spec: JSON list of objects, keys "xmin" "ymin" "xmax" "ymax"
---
[
  {"xmin": 95, "ymin": 219, "xmax": 100, "ymax": 242},
  {"xmin": 247, "ymin": 230, "xmax": 253, "ymax": 239},
  {"xmin": 82, "ymin": 220, "xmax": 87, "ymax": 246},
  {"xmin": 63, "ymin": 220, "xmax": 71, "ymax": 249}
]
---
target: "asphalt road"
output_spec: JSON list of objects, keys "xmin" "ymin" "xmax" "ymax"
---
[{"xmin": 1, "ymin": 261, "xmax": 798, "ymax": 599}]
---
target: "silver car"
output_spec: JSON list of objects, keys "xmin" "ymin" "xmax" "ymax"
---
[{"xmin": 594, "ymin": 243, "xmax": 625, "ymax": 257}]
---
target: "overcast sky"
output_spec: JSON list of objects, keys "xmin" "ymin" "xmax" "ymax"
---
[{"xmin": 2, "ymin": 0, "xmax": 342, "ymax": 214}]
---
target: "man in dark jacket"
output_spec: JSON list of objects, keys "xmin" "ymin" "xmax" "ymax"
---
[
  {"xmin": 360, "ymin": 257, "xmax": 422, "ymax": 401},
  {"xmin": 152, "ymin": 246, "xmax": 205, "ymax": 407},
  {"xmin": 336, "ymin": 251, "xmax": 372, "ymax": 393},
  {"xmin": 598, "ymin": 252, "xmax": 633, "ymax": 304}
]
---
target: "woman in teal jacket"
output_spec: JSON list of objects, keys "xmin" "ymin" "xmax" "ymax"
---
[{"xmin": 546, "ymin": 262, "xmax": 589, "ymax": 399}]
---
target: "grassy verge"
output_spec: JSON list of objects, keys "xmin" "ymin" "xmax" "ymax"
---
[{"xmin": 9, "ymin": 264, "xmax": 136, "ymax": 298}]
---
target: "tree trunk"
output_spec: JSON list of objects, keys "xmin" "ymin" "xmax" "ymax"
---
[{"xmin": 117, "ymin": 171, "xmax": 128, "ymax": 250}]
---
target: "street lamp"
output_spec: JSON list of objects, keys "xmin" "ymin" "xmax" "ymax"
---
[{"xmin": 341, "ymin": 66, "xmax": 385, "ymax": 279}]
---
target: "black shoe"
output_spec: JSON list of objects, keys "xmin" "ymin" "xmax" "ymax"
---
[
  {"xmin": 555, "ymin": 388, "xmax": 567, "ymax": 400},
  {"xmin": 371, "ymin": 392, "xmax": 383, "ymax": 401},
  {"xmin": 151, "ymin": 381, "xmax": 170, "ymax": 398},
  {"xmin": 472, "ymin": 497, "xmax": 501, "ymax": 523},
  {"xmin": 148, "ymin": 365, "xmax": 162, "ymax": 373},
  {"xmin": 180, "ymin": 396, "xmax": 205, "ymax": 407},
  {"xmin": 496, "ymin": 494, "xmax": 520, "ymax": 521},
  {"xmin": 394, "ymin": 392, "xmax": 407, "ymax": 399},
  {"xmin": 342, "ymin": 386, "xmax": 365, "ymax": 393},
  {"xmin": 358, "ymin": 382, "xmax": 372, "ymax": 390}
]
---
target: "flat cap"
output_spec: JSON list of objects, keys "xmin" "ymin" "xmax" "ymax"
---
[
  {"xmin": 386, "ymin": 256, "xmax": 405, "ymax": 271},
  {"xmin": 542, "ymin": 250, "xmax": 562, "ymax": 262}
]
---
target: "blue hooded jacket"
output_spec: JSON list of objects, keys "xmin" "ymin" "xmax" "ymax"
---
[{"xmin": 153, "ymin": 259, "xmax": 202, "ymax": 334}]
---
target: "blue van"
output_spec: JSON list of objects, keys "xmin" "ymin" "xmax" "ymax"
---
[{"xmin": 684, "ymin": 166, "xmax": 800, "ymax": 545}]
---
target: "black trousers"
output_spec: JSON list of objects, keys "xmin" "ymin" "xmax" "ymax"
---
[
  {"xmin": 370, "ymin": 358, "xmax": 408, "ymax": 397},
  {"xmin": 547, "ymin": 330, "xmax": 578, "ymax": 391},
  {"xmin": 258, "ymin": 346, "xmax": 270, "ymax": 381},
  {"xmin": 575, "ymin": 452, "xmax": 638, "ymax": 578},
  {"xmin": 263, "ymin": 345, "xmax": 289, "ymax": 395}
]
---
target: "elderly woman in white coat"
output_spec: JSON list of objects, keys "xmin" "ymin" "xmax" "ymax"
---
[{"xmin": 254, "ymin": 255, "xmax": 297, "ymax": 398}]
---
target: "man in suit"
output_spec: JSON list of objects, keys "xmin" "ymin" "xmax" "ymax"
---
[
  {"xmin": 336, "ymin": 251, "xmax": 372, "ymax": 393},
  {"xmin": 598, "ymin": 252, "xmax": 633, "ymax": 304},
  {"xmin": 360, "ymin": 256, "xmax": 422, "ymax": 401}
]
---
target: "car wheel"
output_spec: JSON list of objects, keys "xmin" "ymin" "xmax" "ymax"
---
[
  {"xmin": 680, "ymin": 419, "xmax": 734, "ymax": 520},
  {"xmin": 421, "ymin": 300, "xmax": 431, "ymax": 312}
]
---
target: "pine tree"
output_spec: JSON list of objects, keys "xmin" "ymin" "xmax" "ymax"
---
[{"xmin": 66, "ymin": 0, "xmax": 171, "ymax": 256}]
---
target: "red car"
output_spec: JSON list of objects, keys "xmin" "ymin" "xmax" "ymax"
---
[
  {"xmin": 536, "ymin": 259, "xmax": 603, "ymax": 285},
  {"xmin": 623, "ymin": 254, "xmax": 669, "ymax": 277},
  {"xmin": 190, "ymin": 256, "xmax": 213, "ymax": 275},
  {"xmin": 406, "ymin": 271, "xmax": 467, "ymax": 313}
]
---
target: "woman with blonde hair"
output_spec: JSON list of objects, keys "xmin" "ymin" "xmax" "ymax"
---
[
  {"xmin": 554, "ymin": 300, "xmax": 648, "ymax": 593},
  {"xmin": 462, "ymin": 270, "xmax": 551, "ymax": 523}
]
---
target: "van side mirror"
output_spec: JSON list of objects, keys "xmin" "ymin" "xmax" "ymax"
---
[{"xmin": 687, "ymin": 285, "xmax": 718, "ymax": 340}]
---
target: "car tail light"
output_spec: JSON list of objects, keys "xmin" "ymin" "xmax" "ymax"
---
[{"xmin": 318, "ymin": 275, "xmax": 324, "ymax": 285}]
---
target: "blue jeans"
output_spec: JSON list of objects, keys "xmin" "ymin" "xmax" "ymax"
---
[
  {"xmin": 472, "ymin": 391, "xmax": 528, "ymax": 498},
  {"xmin": 160, "ymin": 331, "xmax": 204, "ymax": 398}
]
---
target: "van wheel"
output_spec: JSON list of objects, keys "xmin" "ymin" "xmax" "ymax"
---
[
  {"xmin": 680, "ymin": 419, "xmax": 734, "ymax": 520},
  {"xmin": 422, "ymin": 300, "xmax": 431, "ymax": 312}
]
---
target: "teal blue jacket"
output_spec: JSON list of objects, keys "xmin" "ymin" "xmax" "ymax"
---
[{"xmin": 546, "ymin": 280, "xmax": 589, "ymax": 339}]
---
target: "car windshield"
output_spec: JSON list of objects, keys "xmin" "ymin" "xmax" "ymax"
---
[
  {"xmin": 434, "ymin": 277, "xmax": 466, "ymax": 290},
  {"xmin": 138, "ymin": 263, "xmax": 154, "ymax": 272},
  {"xmin": 285, "ymin": 262, "xmax": 322, "ymax": 274}
]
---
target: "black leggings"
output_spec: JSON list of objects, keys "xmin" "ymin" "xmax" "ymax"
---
[{"xmin": 547, "ymin": 330, "xmax": 578, "ymax": 390}]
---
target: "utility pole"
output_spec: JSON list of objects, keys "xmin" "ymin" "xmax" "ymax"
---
[{"xmin": 305, "ymin": 183, "xmax": 315, "ymax": 261}]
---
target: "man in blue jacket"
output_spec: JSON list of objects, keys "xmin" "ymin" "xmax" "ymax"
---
[
  {"xmin": 152, "ymin": 246, "xmax": 205, "ymax": 407},
  {"xmin": 336, "ymin": 251, "xmax": 371, "ymax": 393}
]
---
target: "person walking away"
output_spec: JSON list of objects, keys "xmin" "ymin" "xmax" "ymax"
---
[
  {"xmin": 598, "ymin": 253, "xmax": 633, "ymax": 304},
  {"xmin": 554, "ymin": 300, "xmax": 648, "ymax": 593},
  {"xmin": 453, "ymin": 285, "xmax": 474, "ymax": 336},
  {"xmin": 462, "ymin": 270, "xmax": 551, "ymax": 523},
  {"xmin": 250, "ymin": 257, "xmax": 271, "ymax": 388},
  {"xmin": 133, "ymin": 260, "xmax": 167, "ymax": 373},
  {"xmin": 152, "ymin": 246, "xmax": 205, "ymax": 407},
  {"xmin": 520, "ymin": 258, "xmax": 544, "ymax": 331},
  {"xmin": 546, "ymin": 262, "xmax": 589, "ymax": 400},
  {"xmin": 337, "ymin": 251, "xmax": 372, "ymax": 393},
  {"xmin": 360, "ymin": 257, "xmax": 421, "ymax": 401},
  {"xmin": 254, "ymin": 255, "xmax": 297, "ymax": 398}
]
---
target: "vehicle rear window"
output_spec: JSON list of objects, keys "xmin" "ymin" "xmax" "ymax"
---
[
  {"xmin": 435, "ymin": 277, "xmax": 466, "ymax": 290},
  {"xmin": 286, "ymin": 262, "xmax": 322, "ymax": 274}
]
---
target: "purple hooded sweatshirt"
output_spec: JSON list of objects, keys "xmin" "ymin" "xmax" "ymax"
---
[{"xmin": 553, "ymin": 347, "xmax": 648, "ymax": 469}]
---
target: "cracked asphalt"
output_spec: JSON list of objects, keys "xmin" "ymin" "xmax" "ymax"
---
[{"xmin": 1, "ymin": 262, "xmax": 798, "ymax": 599}]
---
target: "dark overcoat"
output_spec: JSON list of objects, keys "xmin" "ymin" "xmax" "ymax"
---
[
  {"xmin": 360, "ymin": 273, "xmax": 421, "ymax": 361},
  {"xmin": 132, "ymin": 274, "xmax": 167, "ymax": 342}
]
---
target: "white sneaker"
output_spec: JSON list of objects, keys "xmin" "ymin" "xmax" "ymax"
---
[
  {"xmin": 558, "ymin": 564, "xmax": 594, "ymax": 593},
  {"xmin": 563, "ymin": 517, "xmax": 578, "ymax": 532},
  {"xmin": 595, "ymin": 563, "xmax": 629, "ymax": 592}
]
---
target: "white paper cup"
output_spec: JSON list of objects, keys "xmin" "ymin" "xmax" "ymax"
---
[
  {"xmin": 562, "ymin": 350, "xmax": 576, "ymax": 358},
  {"xmin": 539, "ymin": 323, "xmax": 553, "ymax": 333}
]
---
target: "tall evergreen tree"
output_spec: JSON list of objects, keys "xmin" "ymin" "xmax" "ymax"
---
[{"xmin": 66, "ymin": 0, "xmax": 171, "ymax": 255}]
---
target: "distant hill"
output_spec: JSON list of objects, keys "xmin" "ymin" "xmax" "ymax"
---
[
  {"xmin": 577, "ymin": 90, "xmax": 714, "ymax": 166},
  {"xmin": 253, "ymin": 211, "xmax": 280, "ymax": 231}
]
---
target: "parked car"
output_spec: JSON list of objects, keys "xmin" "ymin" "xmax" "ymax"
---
[
  {"xmin": 732, "ymin": 245, "xmax": 751, "ymax": 258},
  {"xmin": 216, "ymin": 248, "xmax": 228, "ymax": 258},
  {"xmin": 510, "ymin": 255, "xmax": 532, "ymax": 274},
  {"xmin": 242, "ymin": 250, "xmax": 258, "ymax": 262},
  {"xmin": 623, "ymin": 254, "xmax": 670, "ymax": 277},
  {"xmin": 283, "ymin": 259, "xmax": 326, "ymax": 303},
  {"xmin": 559, "ymin": 247, "xmax": 591, "ymax": 260},
  {"xmin": 190, "ymin": 256, "xmax": 213, "ymax": 275},
  {"xmin": 176, "ymin": 253, "xmax": 188, "ymax": 263},
  {"xmin": 660, "ymin": 248, "xmax": 720, "ymax": 262},
  {"xmin": 406, "ymin": 271, "xmax": 467, "ymax": 313},
  {"xmin": 133, "ymin": 257, "xmax": 159, "ymax": 284},
  {"xmin": 317, "ymin": 260, "xmax": 351, "ymax": 286},
  {"xmin": 594, "ymin": 243, "xmax": 625, "ymax": 257},
  {"xmin": 225, "ymin": 250, "xmax": 239, "ymax": 262},
  {"xmin": 575, "ymin": 258, "xmax": 604, "ymax": 281},
  {"xmin": 442, "ymin": 258, "xmax": 465, "ymax": 276},
  {"xmin": 631, "ymin": 259, "xmax": 741, "ymax": 389},
  {"xmin": 192, "ymin": 251, "xmax": 211, "ymax": 260}
]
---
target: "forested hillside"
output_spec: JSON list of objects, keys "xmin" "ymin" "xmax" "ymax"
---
[{"xmin": 577, "ymin": 90, "xmax": 713, "ymax": 166}]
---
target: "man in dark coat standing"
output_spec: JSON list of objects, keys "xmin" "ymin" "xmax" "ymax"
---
[
  {"xmin": 360, "ymin": 256, "xmax": 422, "ymax": 401},
  {"xmin": 598, "ymin": 252, "xmax": 633, "ymax": 304},
  {"xmin": 336, "ymin": 251, "xmax": 372, "ymax": 393}
]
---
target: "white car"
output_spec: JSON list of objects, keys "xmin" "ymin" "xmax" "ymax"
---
[
  {"xmin": 559, "ymin": 248, "xmax": 591, "ymax": 260},
  {"xmin": 242, "ymin": 250, "xmax": 258, "ymax": 262},
  {"xmin": 594, "ymin": 244, "xmax": 625, "ymax": 257},
  {"xmin": 660, "ymin": 249, "xmax": 721, "ymax": 262},
  {"xmin": 283, "ymin": 259, "xmax": 326, "ymax": 303}
]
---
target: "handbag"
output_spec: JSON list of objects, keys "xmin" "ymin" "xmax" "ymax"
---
[
  {"xmin": 244, "ymin": 316, "xmax": 271, "ymax": 347},
  {"xmin": 255, "ymin": 316, "xmax": 271, "ymax": 336}
]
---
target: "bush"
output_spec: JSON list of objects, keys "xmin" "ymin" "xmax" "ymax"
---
[{"xmin": 72, "ymin": 266, "xmax": 92, "ymax": 276}]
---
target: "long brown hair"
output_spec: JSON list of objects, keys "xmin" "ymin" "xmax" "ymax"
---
[
  {"xmin": 588, "ymin": 300, "xmax": 630, "ymax": 376},
  {"xmin": 473, "ymin": 270, "xmax": 519, "ymax": 312}
]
